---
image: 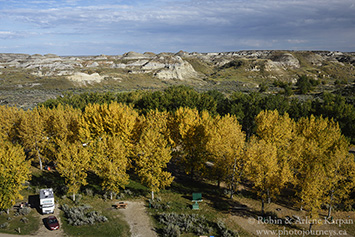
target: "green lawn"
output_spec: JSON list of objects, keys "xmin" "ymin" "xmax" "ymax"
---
[{"xmin": 0, "ymin": 208, "xmax": 40, "ymax": 235}]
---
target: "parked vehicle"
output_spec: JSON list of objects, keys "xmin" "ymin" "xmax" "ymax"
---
[
  {"xmin": 45, "ymin": 216, "xmax": 59, "ymax": 230},
  {"xmin": 39, "ymin": 188, "xmax": 55, "ymax": 214}
]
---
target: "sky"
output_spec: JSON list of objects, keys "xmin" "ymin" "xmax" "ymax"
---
[{"xmin": 0, "ymin": 0, "xmax": 354, "ymax": 55}]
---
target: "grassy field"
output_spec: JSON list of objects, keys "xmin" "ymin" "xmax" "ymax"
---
[
  {"xmin": 0, "ymin": 208, "xmax": 40, "ymax": 235},
  {"xmin": 59, "ymin": 195, "xmax": 131, "ymax": 237}
]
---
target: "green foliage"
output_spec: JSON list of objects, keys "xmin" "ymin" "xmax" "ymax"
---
[{"xmin": 296, "ymin": 75, "xmax": 319, "ymax": 94}]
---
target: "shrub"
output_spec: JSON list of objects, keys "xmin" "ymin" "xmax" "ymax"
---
[
  {"xmin": 157, "ymin": 213, "xmax": 212, "ymax": 236},
  {"xmin": 217, "ymin": 220, "xmax": 238, "ymax": 237},
  {"xmin": 85, "ymin": 188, "xmax": 94, "ymax": 197},
  {"xmin": 18, "ymin": 207, "xmax": 31, "ymax": 216},
  {"xmin": 0, "ymin": 222, "xmax": 9, "ymax": 228},
  {"xmin": 61, "ymin": 204, "xmax": 108, "ymax": 226},
  {"xmin": 162, "ymin": 224, "xmax": 180, "ymax": 237}
]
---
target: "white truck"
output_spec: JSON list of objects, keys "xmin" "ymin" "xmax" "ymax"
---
[{"xmin": 39, "ymin": 188, "xmax": 55, "ymax": 214}]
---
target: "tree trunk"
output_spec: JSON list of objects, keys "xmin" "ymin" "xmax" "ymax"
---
[
  {"xmin": 217, "ymin": 178, "xmax": 220, "ymax": 188},
  {"xmin": 73, "ymin": 193, "xmax": 75, "ymax": 202},
  {"xmin": 327, "ymin": 190, "xmax": 334, "ymax": 219},
  {"xmin": 110, "ymin": 192, "xmax": 113, "ymax": 200},
  {"xmin": 230, "ymin": 157, "xmax": 238, "ymax": 199},
  {"xmin": 309, "ymin": 222, "xmax": 313, "ymax": 231},
  {"xmin": 267, "ymin": 189, "xmax": 271, "ymax": 204},
  {"xmin": 261, "ymin": 198, "xmax": 265, "ymax": 216},
  {"xmin": 6, "ymin": 209, "xmax": 9, "ymax": 214},
  {"xmin": 190, "ymin": 166, "xmax": 194, "ymax": 180},
  {"xmin": 36, "ymin": 147, "xmax": 43, "ymax": 170},
  {"xmin": 151, "ymin": 190, "xmax": 154, "ymax": 200}
]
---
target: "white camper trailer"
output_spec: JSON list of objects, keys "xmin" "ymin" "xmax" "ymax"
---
[{"xmin": 39, "ymin": 188, "xmax": 55, "ymax": 214}]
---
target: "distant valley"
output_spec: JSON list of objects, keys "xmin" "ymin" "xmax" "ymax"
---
[{"xmin": 0, "ymin": 50, "xmax": 354, "ymax": 109}]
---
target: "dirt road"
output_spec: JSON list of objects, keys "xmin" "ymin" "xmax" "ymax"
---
[{"xmin": 118, "ymin": 201, "xmax": 157, "ymax": 237}]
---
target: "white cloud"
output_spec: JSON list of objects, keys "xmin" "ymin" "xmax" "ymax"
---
[{"xmin": 0, "ymin": 0, "xmax": 354, "ymax": 54}]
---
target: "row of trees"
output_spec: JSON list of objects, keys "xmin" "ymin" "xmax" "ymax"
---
[
  {"xmin": 0, "ymin": 103, "xmax": 354, "ymax": 229},
  {"xmin": 40, "ymin": 85, "xmax": 355, "ymax": 142}
]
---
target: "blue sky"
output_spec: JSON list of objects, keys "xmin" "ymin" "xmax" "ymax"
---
[{"xmin": 0, "ymin": 0, "xmax": 354, "ymax": 55}]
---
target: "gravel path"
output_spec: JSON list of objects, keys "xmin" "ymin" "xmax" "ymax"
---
[{"xmin": 118, "ymin": 201, "xmax": 157, "ymax": 237}]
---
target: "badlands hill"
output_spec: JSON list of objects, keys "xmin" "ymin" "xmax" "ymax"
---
[{"xmin": 0, "ymin": 50, "xmax": 354, "ymax": 108}]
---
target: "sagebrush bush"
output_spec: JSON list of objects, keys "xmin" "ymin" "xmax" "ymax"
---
[
  {"xmin": 61, "ymin": 204, "xmax": 108, "ymax": 226},
  {"xmin": 162, "ymin": 223, "xmax": 180, "ymax": 237},
  {"xmin": 85, "ymin": 188, "xmax": 94, "ymax": 197},
  {"xmin": 0, "ymin": 222, "xmax": 9, "ymax": 228},
  {"xmin": 149, "ymin": 198, "xmax": 170, "ymax": 210},
  {"xmin": 18, "ymin": 207, "xmax": 31, "ymax": 216},
  {"xmin": 157, "ymin": 213, "xmax": 237, "ymax": 236},
  {"xmin": 217, "ymin": 219, "xmax": 238, "ymax": 237},
  {"xmin": 158, "ymin": 213, "xmax": 212, "ymax": 236}
]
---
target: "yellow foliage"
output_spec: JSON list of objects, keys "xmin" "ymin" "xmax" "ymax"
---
[
  {"xmin": 90, "ymin": 135, "xmax": 129, "ymax": 195},
  {"xmin": 245, "ymin": 137, "xmax": 279, "ymax": 200},
  {"xmin": 16, "ymin": 107, "xmax": 47, "ymax": 169},
  {"xmin": 169, "ymin": 107, "xmax": 208, "ymax": 177},
  {"xmin": 255, "ymin": 110, "xmax": 297, "ymax": 186},
  {"xmin": 134, "ymin": 113, "xmax": 173, "ymax": 193},
  {"xmin": 55, "ymin": 140, "xmax": 90, "ymax": 197},
  {"xmin": 205, "ymin": 114, "xmax": 245, "ymax": 188},
  {"xmin": 0, "ymin": 140, "xmax": 31, "ymax": 210},
  {"xmin": 295, "ymin": 115, "xmax": 354, "ymax": 216},
  {"xmin": 0, "ymin": 105, "xmax": 21, "ymax": 141},
  {"xmin": 80, "ymin": 102, "xmax": 138, "ymax": 143}
]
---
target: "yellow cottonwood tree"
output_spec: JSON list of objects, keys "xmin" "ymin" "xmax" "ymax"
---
[
  {"xmin": 169, "ymin": 107, "xmax": 208, "ymax": 179},
  {"xmin": 134, "ymin": 112, "xmax": 173, "ymax": 199},
  {"xmin": 44, "ymin": 104, "xmax": 81, "ymax": 143},
  {"xmin": 0, "ymin": 105, "xmax": 21, "ymax": 142},
  {"xmin": 245, "ymin": 137, "xmax": 278, "ymax": 215},
  {"xmin": 43, "ymin": 104, "xmax": 81, "ymax": 162},
  {"xmin": 205, "ymin": 114, "xmax": 245, "ymax": 198},
  {"xmin": 255, "ymin": 110, "xmax": 299, "ymax": 202},
  {"xmin": 17, "ymin": 107, "xmax": 47, "ymax": 170},
  {"xmin": 79, "ymin": 102, "xmax": 138, "ymax": 148},
  {"xmin": 295, "ymin": 115, "xmax": 355, "ymax": 224},
  {"xmin": 90, "ymin": 135, "xmax": 129, "ymax": 199},
  {"xmin": 0, "ymin": 140, "xmax": 31, "ymax": 211},
  {"xmin": 56, "ymin": 140, "xmax": 90, "ymax": 201},
  {"xmin": 299, "ymin": 164, "xmax": 325, "ymax": 231}
]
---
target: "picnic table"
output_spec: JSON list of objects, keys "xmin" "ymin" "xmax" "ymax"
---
[
  {"xmin": 192, "ymin": 193, "xmax": 203, "ymax": 210},
  {"xmin": 114, "ymin": 201, "xmax": 128, "ymax": 209}
]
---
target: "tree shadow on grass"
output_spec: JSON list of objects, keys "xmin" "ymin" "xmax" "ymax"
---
[{"xmin": 30, "ymin": 170, "xmax": 67, "ymax": 196}]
